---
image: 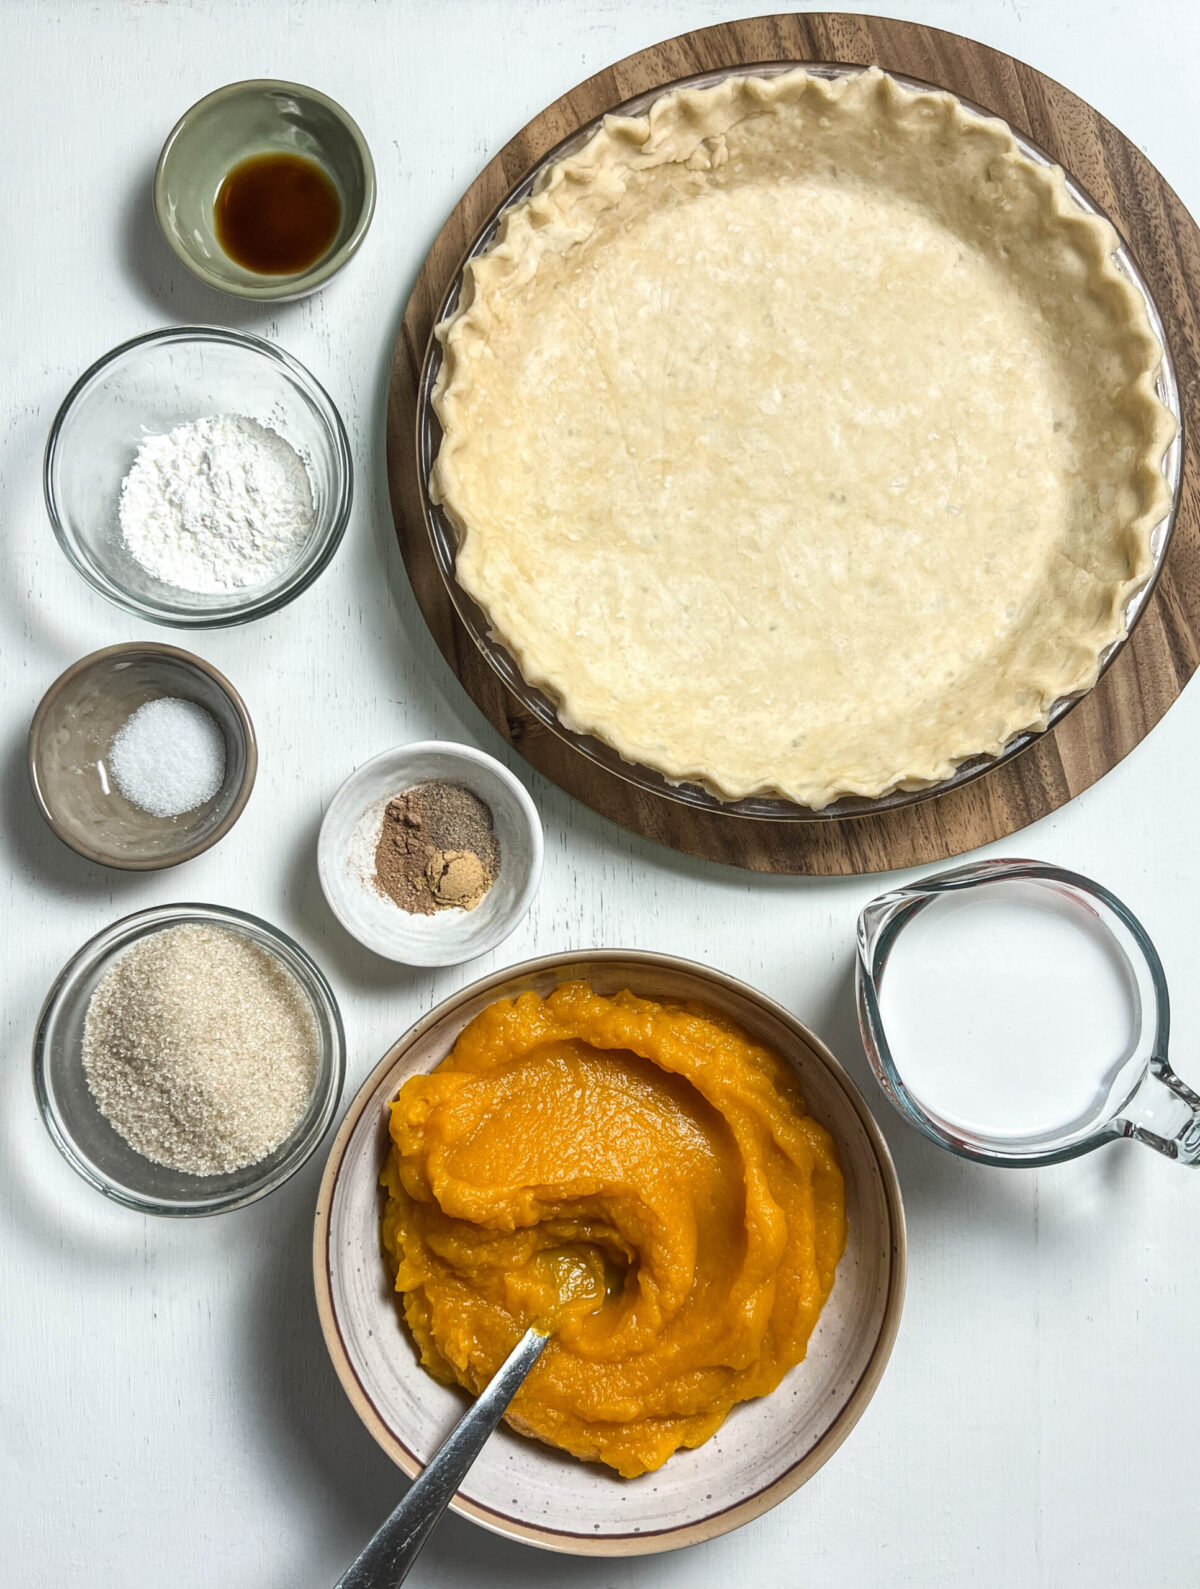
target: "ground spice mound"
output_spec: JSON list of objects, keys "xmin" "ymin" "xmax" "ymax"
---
[
  {"xmin": 374, "ymin": 781, "xmax": 500, "ymax": 915},
  {"xmin": 82, "ymin": 923, "xmax": 319, "ymax": 1175}
]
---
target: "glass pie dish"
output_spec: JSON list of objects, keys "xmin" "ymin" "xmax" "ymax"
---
[{"xmin": 413, "ymin": 63, "xmax": 1183, "ymax": 820}]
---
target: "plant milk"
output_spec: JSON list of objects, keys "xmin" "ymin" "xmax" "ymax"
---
[{"xmin": 874, "ymin": 879, "xmax": 1145, "ymax": 1142}]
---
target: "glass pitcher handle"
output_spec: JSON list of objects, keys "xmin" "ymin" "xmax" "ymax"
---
[{"xmin": 1120, "ymin": 1060, "xmax": 1200, "ymax": 1163}]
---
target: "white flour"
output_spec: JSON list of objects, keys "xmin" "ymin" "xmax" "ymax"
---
[{"xmin": 119, "ymin": 414, "xmax": 315, "ymax": 593}]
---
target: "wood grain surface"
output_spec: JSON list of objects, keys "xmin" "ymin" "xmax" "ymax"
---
[{"xmin": 386, "ymin": 12, "xmax": 1200, "ymax": 875}]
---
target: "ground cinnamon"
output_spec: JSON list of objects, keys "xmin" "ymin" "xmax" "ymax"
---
[{"xmin": 374, "ymin": 782, "xmax": 500, "ymax": 915}]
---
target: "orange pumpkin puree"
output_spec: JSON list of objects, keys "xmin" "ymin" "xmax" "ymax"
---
[{"xmin": 381, "ymin": 982, "xmax": 847, "ymax": 1477}]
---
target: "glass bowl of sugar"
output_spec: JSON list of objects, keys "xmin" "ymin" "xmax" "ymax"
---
[
  {"xmin": 34, "ymin": 903, "xmax": 346, "ymax": 1216},
  {"xmin": 44, "ymin": 325, "xmax": 352, "ymax": 627}
]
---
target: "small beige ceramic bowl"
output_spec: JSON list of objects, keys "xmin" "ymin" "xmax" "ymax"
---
[
  {"xmin": 154, "ymin": 79, "xmax": 376, "ymax": 300},
  {"xmin": 29, "ymin": 643, "xmax": 256, "ymax": 870}
]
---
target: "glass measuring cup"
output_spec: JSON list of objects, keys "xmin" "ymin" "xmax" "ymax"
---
[{"xmin": 856, "ymin": 859, "xmax": 1200, "ymax": 1167}]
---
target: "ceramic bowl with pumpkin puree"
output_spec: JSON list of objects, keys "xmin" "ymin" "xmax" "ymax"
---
[{"xmin": 314, "ymin": 951, "xmax": 904, "ymax": 1556}]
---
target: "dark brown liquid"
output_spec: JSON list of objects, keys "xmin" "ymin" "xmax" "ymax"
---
[{"xmin": 213, "ymin": 152, "xmax": 342, "ymax": 275}]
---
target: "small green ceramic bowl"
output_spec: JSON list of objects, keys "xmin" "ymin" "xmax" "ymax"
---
[{"xmin": 154, "ymin": 79, "xmax": 376, "ymax": 301}]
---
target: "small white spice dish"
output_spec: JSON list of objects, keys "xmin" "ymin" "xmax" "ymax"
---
[
  {"xmin": 34, "ymin": 903, "xmax": 345, "ymax": 1217},
  {"xmin": 44, "ymin": 325, "xmax": 351, "ymax": 627},
  {"xmin": 318, "ymin": 742, "xmax": 543, "ymax": 966}
]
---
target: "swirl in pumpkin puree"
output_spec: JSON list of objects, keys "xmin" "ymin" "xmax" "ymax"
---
[{"xmin": 381, "ymin": 982, "xmax": 847, "ymax": 1477}]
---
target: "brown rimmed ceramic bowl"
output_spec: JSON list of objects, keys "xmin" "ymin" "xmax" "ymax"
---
[
  {"xmin": 28, "ymin": 642, "xmax": 257, "ymax": 870},
  {"xmin": 313, "ymin": 950, "xmax": 905, "ymax": 1556}
]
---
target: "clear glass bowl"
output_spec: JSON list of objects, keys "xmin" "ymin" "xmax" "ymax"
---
[
  {"xmin": 415, "ymin": 63, "xmax": 1183, "ymax": 821},
  {"xmin": 33, "ymin": 903, "xmax": 346, "ymax": 1215},
  {"xmin": 45, "ymin": 326, "xmax": 353, "ymax": 627}
]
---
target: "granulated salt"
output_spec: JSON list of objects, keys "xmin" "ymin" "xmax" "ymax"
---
[
  {"xmin": 108, "ymin": 697, "xmax": 226, "ymax": 817},
  {"xmin": 82, "ymin": 923, "xmax": 319, "ymax": 1175}
]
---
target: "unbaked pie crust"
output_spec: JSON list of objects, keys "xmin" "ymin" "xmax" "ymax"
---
[{"xmin": 432, "ymin": 68, "xmax": 1176, "ymax": 808}]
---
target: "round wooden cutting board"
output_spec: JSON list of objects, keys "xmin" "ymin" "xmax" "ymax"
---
[{"xmin": 386, "ymin": 12, "xmax": 1200, "ymax": 876}]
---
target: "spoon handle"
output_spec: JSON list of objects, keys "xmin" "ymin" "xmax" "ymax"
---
[{"xmin": 334, "ymin": 1327, "xmax": 550, "ymax": 1589}]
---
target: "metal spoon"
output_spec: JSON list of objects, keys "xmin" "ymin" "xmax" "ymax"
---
[{"xmin": 333, "ymin": 1327, "xmax": 550, "ymax": 1588}]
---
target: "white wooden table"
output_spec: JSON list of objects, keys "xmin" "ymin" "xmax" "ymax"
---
[{"xmin": 3, "ymin": 3, "xmax": 1198, "ymax": 1584}]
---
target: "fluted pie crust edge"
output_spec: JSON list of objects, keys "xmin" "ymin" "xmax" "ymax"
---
[{"xmin": 432, "ymin": 68, "xmax": 1176, "ymax": 808}]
